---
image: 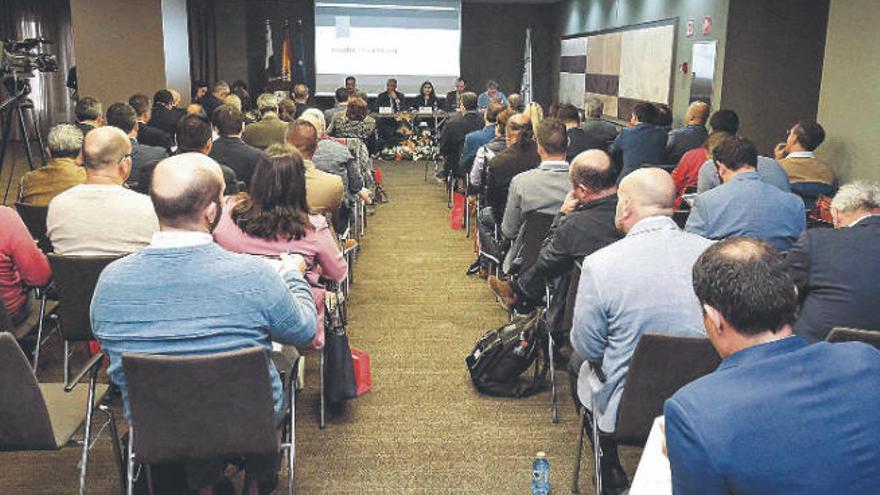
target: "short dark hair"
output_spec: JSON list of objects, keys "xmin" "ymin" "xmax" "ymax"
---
[
  {"xmin": 460, "ymin": 92, "xmax": 478, "ymax": 111},
  {"xmin": 654, "ymin": 103, "xmax": 672, "ymax": 127},
  {"xmin": 176, "ymin": 114, "xmax": 212, "ymax": 151},
  {"xmin": 128, "ymin": 94, "xmax": 151, "ymax": 116},
  {"xmin": 150, "ymin": 164, "xmax": 223, "ymax": 228},
  {"xmin": 75, "ymin": 96, "xmax": 102, "ymax": 121},
  {"xmin": 709, "ymin": 109, "xmax": 739, "ymax": 134},
  {"xmin": 334, "ymin": 87, "xmax": 349, "ymax": 103},
  {"xmin": 345, "ymin": 76, "xmax": 356, "ymax": 84},
  {"xmin": 556, "ymin": 103, "xmax": 580, "ymax": 124},
  {"xmin": 536, "ymin": 117, "xmax": 568, "ymax": 155},
  {"xmin": 486, "ymin": 80, "xmax": 499, "ymax": 90},
  {"xmin": 485, "ymin": 102, "xmax": 504, "ymax": 123},
  {"xmin": 153, "ymin": 89, "xmax": 173, "ymax": 106},
  {"xmin": 287, "ymin": 119, "xmax": 318, "ymax": 158},
  {"xmin": 792, "ymin": 120, "xmax": 825, "ymax": 151},
  {"xmin": 692, "ymin": 237, "xmax": 797, "ymax": 336},
  {"xmin": 632, "ymin": 102, "xmax": 659, "ymax": 124},
  {"xmin": 105, "ymin": 102, "xmax": 137, "ymax": 134},
  {"xmin": 713, "ymin": 135, "xmax": 758, "ymax": 171},
  {"xmin": 212, "ymin": 104, "xmax": 244, "ymax": 136}
]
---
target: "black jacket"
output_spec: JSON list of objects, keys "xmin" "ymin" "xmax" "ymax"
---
[
  {"xmin": 137, "ymin": 122, "xmax": 173, "ymax": 151},
  {"xmin": 439, "ymin": 111, "xmax": 483, "ymax": 174},
  {"xmin": 209, "ymin": 136, "xmax": 265, "ymax": 187},
  {"xmin": 485, "ymin": 140, "xmax": 541, "ymax": 222},
  {"xmin": 411, "ymin": 94, "xmax": 438, "ymax": 109},
  {"xmin": 199, "ymin": 94, "xmax": 224, "ymax": 118},
  {"xmin": 566, "ymin": 127, "xmax": 591, "ymax": 163},
  {"xmin": 445, "ymin": 90, "xmax": 463, "ymax": 112},
  {"xmin": 787, "ymin": 216, "xmax": 880, "ymax": 342},
  {"xmin": 149, "ymin": 106, "xmax": 185, "ymax": 138},
  {"xmin": 375, "ymin": 91, "xmax": 406, "ymax": 113}
]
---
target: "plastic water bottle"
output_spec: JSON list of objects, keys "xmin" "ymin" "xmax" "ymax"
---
[{"xmin": 531, "ymin": 451, "xmax": 550, "ymax": 495}]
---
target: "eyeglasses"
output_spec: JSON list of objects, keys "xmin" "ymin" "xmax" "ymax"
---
[{"xmin": 117, "ymin": 153, "xmax": 132, "ymax": 165}]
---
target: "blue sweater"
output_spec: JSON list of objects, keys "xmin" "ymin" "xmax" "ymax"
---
[{"xmin": 91, "ymin": 242, "xmax": 317, "ymax": 420}]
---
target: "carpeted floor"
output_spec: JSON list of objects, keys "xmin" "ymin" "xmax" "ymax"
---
[{"xmin": 0, "ymin": 158, "xmax": 641, "ymax": 494}]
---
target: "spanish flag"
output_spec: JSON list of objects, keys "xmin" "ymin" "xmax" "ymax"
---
[{"xmin": 281, "ymin": 26, "xmax": 293, "ymax": 82}]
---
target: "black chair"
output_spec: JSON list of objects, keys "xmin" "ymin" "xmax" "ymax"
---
[
  {"xmin": 15, "ymin": 202, "xmax": 52, "ymax": 254},
  {"xmin": 0, "ymin": 333, "xmax": 124, "ymax": 495},
  {"xmin": 122, "ymin": 346, "xmax": 299, "ymax": 495},
  {"xmin": 672, "ymin": 210, "xmax": 690, "ymax": 229},
  {"xmin": 47, "ymin": 254, "xmax": 122, "ymax": 383},
  {"xmin": 572, "ymin": 334, "xmax": 721, "ymax": 494},
  {"xmin": 0, "ymin": 290, "xmax": 57, "ymax": 373},
  {"xmin": 826, "ymin": 327, "xmax": 880, "ymax": 350}
]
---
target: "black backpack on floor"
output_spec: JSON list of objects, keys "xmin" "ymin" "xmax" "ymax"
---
[{"xmin": 465, "ymin": 310, "xmax": 549, "ymax": 397}]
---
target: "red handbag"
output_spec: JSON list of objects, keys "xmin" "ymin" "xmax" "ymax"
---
[
  {"xmin": 450, "ymin": 192, "xmax": 465, "ymax": 230},
  {"xmin": 351, "ymin": 347, "xmax": 372, "ymax": 396}
]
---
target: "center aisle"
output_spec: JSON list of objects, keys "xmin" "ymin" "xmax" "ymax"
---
[{"xmin": 295, "ymin": 161, "xmax": 640, "ymax": 493}]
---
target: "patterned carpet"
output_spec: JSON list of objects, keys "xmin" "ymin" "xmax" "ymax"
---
[{"xmin": 0, "ymin": 159, "xmax": 641, "ymax": 494}]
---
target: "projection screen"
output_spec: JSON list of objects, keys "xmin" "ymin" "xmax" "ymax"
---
[{"xmin": 315, "ymin": 0, "xmax": 462, "ymax": 96}]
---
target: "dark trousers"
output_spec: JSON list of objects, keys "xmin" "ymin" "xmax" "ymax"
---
[
  {"xmin": 9, "ymin": 297, "xmax": 31, "ymax": 326},
  {"xmin": 477, "ymin": 207, "xmax": 508, "ymax": 267}
]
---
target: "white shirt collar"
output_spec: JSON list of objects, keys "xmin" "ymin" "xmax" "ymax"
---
[
  {"xmin": 149, "ymin": 231, "xmax": 213, "ymax": 249},
  {"xmin": 787, "ymin": 151, "xmax": 815, "ymax": 159},
  {"xmin": 849, "ymin": 214, "xmax": 879, "ymax": 227}
]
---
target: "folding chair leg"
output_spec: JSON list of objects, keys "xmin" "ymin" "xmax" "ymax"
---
[
  {"xmin": 78, "ymin": 372, "xmax": 98, "ymax": 495},
  {"xmin": 289, "ymin": 379, "xmax": 296, "ymax": 495},
  {"xmin": 99, "ymin": 404, "xmax": 126, "ymax": 494},
  {"xmin": 32, "ymin": 290, "xmax": 48, "ymax": 373},
  {"xmin": 592, "ymin": 395, "xmax": 603, "ymax": 494},
  {"xmin": 549, "ymin": 332, "xmax": 558, "ymax": 424},
  {"xmin": 63, "ymin": 340, "xmax": 70, "ymax": 385},
  {"xmin": 126, "ymin": 427, "xmax": 135, "ymax": 495},
  {"xmin": 319, "ymin": 349, "xmax": 326, "ymax": 429},
  {"xmin": 571, "ymin": 409, "xmax": 588, "ymax": 494}
]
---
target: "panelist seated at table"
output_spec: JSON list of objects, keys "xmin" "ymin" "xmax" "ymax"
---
[
  {"xmin": 411, "ymin": 80, "xmax": 438, "ymax": 111},
  {"xmin": 375, "ymin": 78, "xmax": 406, "ymax": 113}
]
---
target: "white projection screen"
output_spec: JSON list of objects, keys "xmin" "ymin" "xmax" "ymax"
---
[{"xmin": 315, "ymin": 0, "xmax": 462, "ymax": 96}]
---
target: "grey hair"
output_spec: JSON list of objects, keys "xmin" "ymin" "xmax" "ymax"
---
[
  {"xmin": 831, "ymin": 181, "xmax": 880, "ymax": 213},
  {"xmin": 585, "ymin": 96, "xmax": 604, "ymax": 118},
  {"xmin": 47, "ymin": 124, "xmax": 84, "ymax": 158},
  {"xmin": 256, "ymin": 93, "xmax": 278, "ymax": 112}
]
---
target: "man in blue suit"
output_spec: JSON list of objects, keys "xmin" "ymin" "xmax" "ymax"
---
[
  {"xmin": 608, "ymin": 102, "xmax": 667, "ymax": 180},
  {"xmin": 665, "ymin": 237, "xmax": 880, "ymax": 495},
  {"xmin": 685, "ymin": 136, "xmax": 805, "ymax": 251},
  {"xmin": 458, "ymin": 101, "xmax": 503, "ymax": 176}
]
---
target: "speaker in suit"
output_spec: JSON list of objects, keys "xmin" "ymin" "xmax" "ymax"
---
[
  {"xmin": 209, "ymin": 136, "xmax": 265, "ymax": 188},
  {"xmin": 786, "ymin": 215, "xmax": 880, "ymax": 342},
  {"xmin": 375, "ymin": 91, "xmax": 406, "ymax": 113}
]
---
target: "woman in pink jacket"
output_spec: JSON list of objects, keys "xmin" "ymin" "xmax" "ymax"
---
[{"xmin": 214, "ymin": 145, "xmax": 347, "ymax": 348}]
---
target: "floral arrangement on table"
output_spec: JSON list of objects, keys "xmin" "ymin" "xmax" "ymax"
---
[{"xmin": 378, "ymin": 112, "xmax": 440, "ymax": 161}]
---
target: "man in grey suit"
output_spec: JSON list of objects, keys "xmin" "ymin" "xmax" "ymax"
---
[
  {"xmin": 581, "ymin": 96, "xmax": 618, "ymax": 153},
  {"xmin": 104, "ymin": 102, "xmax": 167, "ymax": 186},
  {"xmin": 323, "ymin": 87, "xmax": 349, "ymax": 127},
  {"xmin": 571, "ymin": 167, "xmax": 713, "ymax": 493},
  {"xmin": 686, "ymin": 136, "xmax": 805, "ymax": 251}
]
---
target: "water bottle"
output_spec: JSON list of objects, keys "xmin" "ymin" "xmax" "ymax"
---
[{"xmin": 531, "ymin": 451, "xmax": 550, "ymax": 495}]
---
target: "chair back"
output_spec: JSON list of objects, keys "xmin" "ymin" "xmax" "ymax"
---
[
  {"xmin": 122, "ymin": 347, "xmax": 278, "ymax": 464},
  {"xmin": 672, "ymin": 210, "xmax": 689, "ymax": 229},
  {"xmin": 615, "ymin": 334, "xmax": 721, "ymax": 446},
  {"xmin": 15, "ymin": 202, "xmax": 52, "ymax": 253},
  {"xmin": 518, "ymin": 211, "xmax": 556, "ymax": 274},
  {"xmin": 826, "ymin": 327, "xmax": 880, "ymax": 350},
  {"xmin": 559, "ymin": 264, "xmax": 582, "ymax": 336},
  {"xmin": 0, "ymin": 334, "xmax": 56, "ymax": 450},
  {"xmin": 47, "ymin": 254, "xmax": 121, "ymax": 342}
]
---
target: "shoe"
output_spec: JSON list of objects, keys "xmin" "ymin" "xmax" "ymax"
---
[
  {"xmin": 466, "ymin": 260, "xmax": 481, "ymax": 275},
  {"xmin": 342, "ymin": 238, "xmax": 358, "ymax": 252},
  {"xmin": 478, "ymin": 267, "xmax": 489, "ymax": 280},
  {"xmin": 488, "ymin": 276, "xmax": 517, "ymax": 311},
  {"xmin": 598, "ymin": 432, "xmax": 630, "ymax": 495}
]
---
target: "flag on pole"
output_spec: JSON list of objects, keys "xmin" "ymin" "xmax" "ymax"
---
[
  {"xmin": 281, "ymin": 22, "xmax": 293, "ymax": 82},
  {"xmin": 521, "ymin": 27, "xmax": 533, "ymax": 105},
  {"xmin": 294, "ymin": 20, "xmax": 307, "ymax": 84},
  {"xmin": 264, "ymin": 20, "xmax": 274, "ymax": 75}
]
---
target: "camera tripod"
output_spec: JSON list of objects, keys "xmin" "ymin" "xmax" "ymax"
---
[{"xmin": 0, "ymin": 79, "xmax": 47, "ymax": 203}]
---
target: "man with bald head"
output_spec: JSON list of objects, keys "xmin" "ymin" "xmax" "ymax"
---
[
  {"xmin": 92, "ymin": 152, "xmax": 317, "ymax": 494},
  {"xmin": 489, "ymin": 149, "xmax": 621, "ymax": 312},
  {"xmin": 570, "ymin": 167, "xmax": 713, "ymax": 492},
  {"xmin": 47, "ymin": 126, "xmax": 158, "ymax": 255},
  {"xmin": 667, "ymin": 101, "xmax": 710, "ymax": 164}
]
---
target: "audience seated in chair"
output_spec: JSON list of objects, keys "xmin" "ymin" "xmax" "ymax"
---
[
  {"xmin": 489, "ymin": 149, "xmax": 621, "ymax": 312},
  {"xmin": 47, "ymin": 126, "xmax": 159, "ymax": 256},
  {"xmin": 106, "ymin": 101, "xmax": 168, "ymax": 186},
  {"xmin": 774, "ymin": 120, "xmax": 836, "ymax": 208},
  {"xmin": 299, "ymin": 109, "xmax": 371, "ymax": 208},
  {"xmin": 666, "ymin": 101, "xmax": 710, "ymax": 166},
  {"xmin": 323, "ymin": 87, "xmax": 349, "ymax": 129},
  {"xmin": 148, "ymin": 89, "xmax": 185, "ymax": 139},
  {"xmin": 129, "ymin": 93, "xmax": 172, "ymax": 151},
  {"xmin": 243, "ymin": 93, "xmax": 288, "ymax": 150},
  {"xmin": 438, "ymin": 91, "xmax": 482, "ymax": 179},
  {"xmin": 286, "ymin": 122, "xmax": 345, "ymax": 219},
  {"xmin": 74, "ymin": 96, "xmax": 102, "ymax": 137},
  {"xmin": 459, "ymin": 101, "xmax": 504, "ymax": 176},
  {"xmin": 327, "ymin": 96, "xmax": 376, "ymax": 145},
  {"xmin": 197, "ymin": 80, "xmax": 228, "ymax": 119},
  {"xmin": 665, "ymin": 237, "xmax": 880, "ymax": 494},
  {"xmin": 0, "ymin": 207, "xmax": 51, "ymax": 326},
  {"xmin": 209, "ymin": 104, "xmax": 265, "ymax": 188},
  {"xmin": 671, "ymin": 108, "xmax": 740, "ymax": 207},
  {"xmin": 570, "ymin": 167, "xmax": 713, "ymax": 493},
  {"xmin": 18, "ymin": 124, "xmax": 86, "ymax": 206},
  {"xmin": 155, "ymin": 113, "xmax": 240, "ymax": 196},
  {"xmin": 556, "ymin": 104, "xmax": 590, "ymax": 163},
  {"xmin": 786, "ymin": 181, "xmax": 880, "ymax": 342},
  {"xmin": 609, "ymin": 102, "xmax": 668, "ymax": 180},
  {"xmin": 91, "ymin": 152, "xmax": 317, "ymax": 495},
  {"xmin": 468, "ymin": 108, "xmax": 513, "ymax": 197},
  {"xmin": 685, "ymin": 135, "xmax": 805, "ymax": 251},
  {"xmin": 214, "ymin": 149, "xmax": 348, "ymax": 350},
  {"xmin": 580, "ymin": 96, "xmax": 618, "ymax": 153}
]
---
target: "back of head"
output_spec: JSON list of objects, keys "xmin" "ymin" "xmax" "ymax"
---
[
  {"xmin": 256, "ymin": 93, "xmax": 278, "ymax": 113},
  {"xmin": 486, "ymin": 80, "xmax": 499, "ymax": 91},
  {"xmin": 224, "ymin": 94, "xmax": 242, "ymax": 111},
  {"xmin": 525, "ymin": 102, "xmax": 544, "ymax": 129},
  {"xmin": 153, "ymin": 89, "xmax": 173, "ymax": 107},
  {"xmin": 278, "ymin": 98, "xmax": 296, "ymax": 122},
  {"xmin": 792, "ymin": 120, "xmax": 826, "ymax": 151},
  {"xmin": 709, "ymin": 109, "xmax": 739, "ymax": 134},
  {"xmin": 830, "ymin": 180, "xmax": 880, "ymax": 214},
  {"xmin": 186, "ymin": 104, "xmax": 208, "ymax": 119},
  {"xmin": 507, "ymin": 93, "xmax": 523, "ymax": 112},
  {"xmin": 556, "ymin": 103, "xmax": 580, "ymax": 125},
  {"xmin": 687, "ymin": 101, "xmax": 711, "ymax": 125},
  {"xmin": 346, "ymin": 97, "xmax": 368, "ymax": 121},
  {"xmin": 213, "ymin": 80, "xmax": 230, "ymax": 96},
  {"xmin": 506, "ymin": 113, "xmax": 533, "ymax": 146},
  {"xmin": 632, "ymin": 102, "xmax": 659, "ymax": 125},
  {"xmin": 334, "ymin": 87, "xmax": 349, "ymax": 103},
  {"xmin": 106, "ymin": 102, "xmax": 138, "ymax": 134},
  {"xmin": 485, "ymin": 101, "xmax": 504, "ymax": 123},
  {"xmin": 299, "ymin": 108, "xmax": 326, "ymax": 136},
  {"xmin": 150, "ymin": 153, "xmax": 225, "ymax": 229},
  {"xmin": 128, "ymin": 94, "xmax": 151, "ymax": 117},
  {"xmin": 81, "ymin": 126, "xmax": 131, "ymax": 171},
  {"xmin": 654, "ymin": 103, "xmax": 673, "ymax": 127},
  {"xmin": 460, "ymin": 91, "xmax": 478, "ymax": 111},
  {"xmin": 212, "ymin": 104, "xmax": 244, "ymax": 136},
  {"xmin": 176, "ymin": 114, "xmax": 212, "ymax": 152},
  {"xmin": 47, "ymin": 124, "xmax": 84, "ymax": 159},
  {"xmin": 585, "ymin": 96, "xmax": 604, "ymax": 119},
  {"xmin": 570, "ymin": 149, "xmax": 616, "ymax": 192},
  {"xmin": 536, "ymin": 117, "xmax": 568, "ymax": 155},
  {"xmin": 75, "ymin": 96, "xmax": 102, "ymax": 122},
  {"xmin": 495, "ymin": 108, "xmax": 515, "ymax": 131},
  {"xmin": 286, "ymin": 119, "xmax": 318, "ymax": 158},
  {"xmin": 713, "ymin": 135, "xmax": 758, "ymax": 172},
  {"xmin": 293, "ymin": 84, "xmax": 309, "ymax": 99},
  {"xmin": 619, "ymin": 167, "xmax": 677, "ymax": 216},
  {"xmin": 692, "ymin": 237, "xmax": 797, "ymax": 335}
]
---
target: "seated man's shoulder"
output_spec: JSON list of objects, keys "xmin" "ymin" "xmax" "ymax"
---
[{"xmin": 812, "ymin": 341, "xmax": 880, "ymax": 372}]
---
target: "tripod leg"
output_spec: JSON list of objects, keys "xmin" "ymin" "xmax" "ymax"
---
[
  {"xmin": 27, "ymin": 105, "xmax": 48, "ymax": 165},
  {"xmin": 17, "ymin": 104, "xmax": 37, "ymax": 171},
  {"xmin": 1, "ymin": 106, "xmax": 18, "ymax": 205}
]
